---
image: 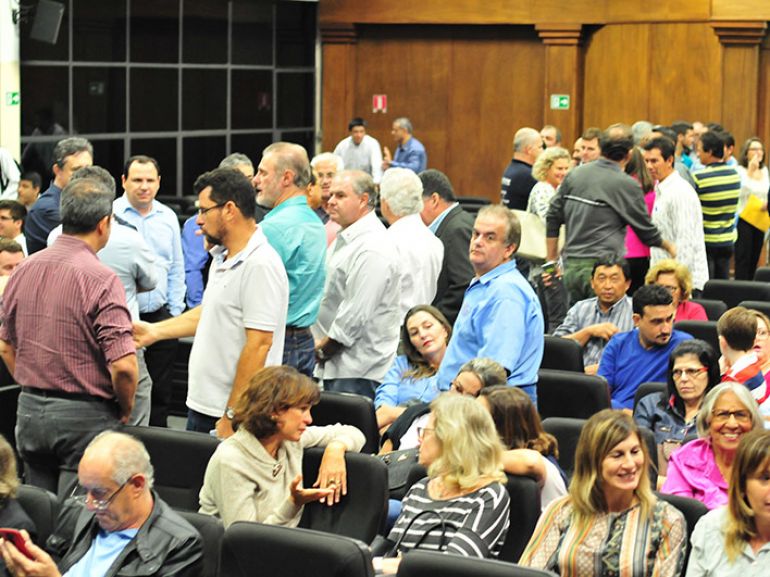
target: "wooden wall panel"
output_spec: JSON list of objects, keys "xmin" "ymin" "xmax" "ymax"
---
[
  {"xmin": 712, "ymin": 0, "xmax": 770, "ymax": 21},
  {"xmin": 325, "ymin": 26, "xmax": 545, "ymax": 203},
  {"xmin": 721, "ymin": 45, "xmax": 761, "ymax": 146},
  {"xmin": 647, "ymin": 23, "xmax": 722, "ymax": 125},
  {"xmin": 320, "ymin": 0, "xmax": 714, "ymax": 26},
  {"xmin": 758, "ymin": 38, "xmax": 770, "ymax": 147},
  {"xmin": 583, "ymin": 25, "xmax": 651, "ymax": 129}
]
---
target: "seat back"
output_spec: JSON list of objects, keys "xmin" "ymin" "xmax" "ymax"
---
[
  {"xmin": 310, "ymin": 391, "xmax": 379, "ymax": 454},
  {"xmin": 220, "ymin": 521, "xmax": 374, "ymax": 577},
  {"xmin": 689, "ymin": 298, "xmax": 727, "ymax": 321},
  {"xmin": 655, "ymin": 492, "xmax": 708, "ymax": 573},
  {"xmin": 124, "ymin": 426, "xmax": 220, "ymax": 511},
  {"xmin": 300, "ymin": 448, "xmax": 387, "ymax": 544},
  {"xmin": 0, "ymin": 385, "xmax": 20, "ymax": 453},
  {"xmin": 541, "ymin": 417, "xmax": 584, "ymax": 479},
  {"xmin": 703, "ymin": 279, "xmax": 770, "ymax": 309},
  {"xmin": 537, "ymin": 369, "xmax": 611, "ymax": 420},
  {"xmin": 754, "ymin": 267, "xmax": 770, "ymax": 282},
  {"xmin": 16, "ymin": 484, "xmax": 59, "ymax": 544},
  {"xmin": 541, "ymin": 336, "xmax": 584, "ymax": 372},
  {"xmin": 398, "ymin": 550, "xmax": 558, "ymax": 577},
  {"xmin": 738, "ymin": 300, "xmax": 770, "ymax": 321},
  {"xmin": 176, "ymin": 511, "xmax": 224, "ymax": 577},
  {"xmin": 672, "ymin": 320, "xmax": 719, "ymax": 354},
  {"xmin": 633, "ymin": 382, "xmax": 667, "ymax": 412}
]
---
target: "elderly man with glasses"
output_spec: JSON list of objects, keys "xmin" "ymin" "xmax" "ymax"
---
[{"xmin": 0, "ymin": 431, "xmax": 203, "ymax": 577}]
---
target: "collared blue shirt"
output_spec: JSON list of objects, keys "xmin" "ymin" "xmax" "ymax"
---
[
  {"xmin": 435, "ymin": 259, "xmax": 544, "ymax": 403},
  {"xmin": 261, "ymin": 195, "xmax": 326, "ymax": 327},
  {"xmin": 392, "ymin": 137, "xmax": 427, "ymax": 173},
  {"xmin": 113, "ymin": 195, "xmax": 186, "ymax": 316},
  {"xmin": 428, "ymin": 202, "xmax": 459, "ymax": 234},
  {"xmin": 25, "ymin": 182, "xmax": 62, "ymax": 254},
  {"xmin": 181, "ymin": 215, "xmax": 208, "ymax": 308},
  {"xmin": 64, "ymin": 528, "xmax": 138, "ymax": 577}
]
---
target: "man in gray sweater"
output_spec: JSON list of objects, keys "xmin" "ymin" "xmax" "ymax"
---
[{"xmin": 546, "ymin": 132, "xmax": 675, "ymax": 304}]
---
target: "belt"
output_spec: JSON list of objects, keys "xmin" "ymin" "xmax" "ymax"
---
[
  {"xmin": 21, "ymin": 387, "xmax": 113, "ymax": 404},
  {"xmin": 285, "ymin": 326, "xmax": 311, "ymax": 335}
]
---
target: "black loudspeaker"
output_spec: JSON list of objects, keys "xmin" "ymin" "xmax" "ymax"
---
[{"xmin": 30, "ymin": 0, "xmax": 65, "ymax": 45}]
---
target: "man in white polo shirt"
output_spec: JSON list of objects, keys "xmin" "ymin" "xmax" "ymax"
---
[{"xmin": 134, "ymin": 168, "xmax": 288, "ymax": 438}]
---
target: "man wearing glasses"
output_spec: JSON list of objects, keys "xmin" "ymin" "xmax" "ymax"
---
[
  {"xmin": 134, "ymin": 167, "xmax": 288, "ymax": 439},
  {"xmin": 0, "ymin": 431, "xmax": 203, "ymax": 577}
]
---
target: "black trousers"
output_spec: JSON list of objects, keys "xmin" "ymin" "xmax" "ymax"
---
[
  {"xmin": 706, "ymin": 245, "xmax": 733, "ymax": 280},
  {"xmin": 734, "ymin": 218, "xmax": 765, "ymax": 280},
  {"xmin": 140, "ymin": 307, "xmax": 179, "ymax": 427}
]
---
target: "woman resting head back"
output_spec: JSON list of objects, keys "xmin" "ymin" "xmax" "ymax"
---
[
  {"xmin": 450, "ymin": 357, "xmax": 508, "ymax": 398},
  {"xmin": 401, "ymin": 305, "xmax": 452, "ymax": 378}
]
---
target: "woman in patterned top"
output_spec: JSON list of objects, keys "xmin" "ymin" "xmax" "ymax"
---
[
  {"xmin": 520, "ymin": 410, "xmax": 686, "ymax": 577},
  {"xmin": 379, "ymin": 394, "xmax": 510, "ymax": 574}
]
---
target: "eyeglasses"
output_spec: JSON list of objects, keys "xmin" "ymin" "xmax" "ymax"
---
[
  {"xmin": 416, "ymin": 427, "xmax": 434, "ymax": 440},
  {"xmin": 198, "ymin": 203, "xmax": 226, "ymax": 216},
  {"xmin": 672, "ymin": 367, "xmax": 707, "ymax": 380},
  {"xmin": 711, "ymin": 409, "xmax": 752, "ymax": 424},
  {"xmin": 658, "ymin": 284, "xmax": 680, "ymax": 294},
  {"xmin": 70, "ymin": 478, "xmax": 131, "ymax": 511},
  {"xmin": 0, "ymin": 216, "xmax": 16, "ymax": 222}
]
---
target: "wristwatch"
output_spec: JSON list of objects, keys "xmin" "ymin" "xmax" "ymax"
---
[{"xmin": 224, "ymin": 406, "xmax": 235, "ymax": 420}]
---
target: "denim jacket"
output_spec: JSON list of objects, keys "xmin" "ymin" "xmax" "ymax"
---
[{"xmin": 633, "ymin": 392, "xmax": 698, "ymax": 446}]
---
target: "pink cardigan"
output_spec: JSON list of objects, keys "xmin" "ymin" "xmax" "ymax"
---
[
  {"xmin": 624, "ymin": 189, "xmax": 655, "ymax": 258},
  {"xmin": 660, "ymin": 438, "xmax": 727, "ymax": 510}
]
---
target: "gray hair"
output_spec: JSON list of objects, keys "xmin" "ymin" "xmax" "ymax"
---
[
  {"xmin": 393, "ymin": 117, "xmax": 413, "ymax": 134},
  {"xmin": 339, "ymin": 169, "xmax": 377, "ymax": 209},
  {"xmin": 531, "ymin": 146, "xmax": 571, "ymax": 182},
  {"xmin": 53, "ymin": 137, "xmax": 93, "ymax": 168},
  {"xmin": 310, "ymin": 152, "xmax": 344, "ymax": 172},
  {"xmin": 631, "ymin": 121, "xmax": 654, "ymax": 146},
  {"xmin": 60, "ymin": 177, "xmax": 114, "ymax": 235},
  {"xmin": 476, "ymin": 204, "xmax": 521, "ymax": 250},
  {"xmin": 88, "ymin": 431, "xmax": 155, "ymax": 489},
  {"xmin": 457, "ymin": 357, "xmax": 508, "ymax": 389},
  {"xmin": 695, "ymin": 382, "xmax": 764, "ymax": 438},
  {"xmin": 379, "ymin": 168, "xmax": 424, "ymax": 217},
  {"xmin": 262, "ymin": 142, "xmax": 311, "ymax": 188},
  {"xmin": 219, "ymin": 153, "xmax": 253, "ymax": 171},
  {"xmin": 513, "ymin": 127, "xmax": 541, "ymax": 153},
  {"xmin": 70, "ymin": 165, "xmax": 116, "ymax": 194}
]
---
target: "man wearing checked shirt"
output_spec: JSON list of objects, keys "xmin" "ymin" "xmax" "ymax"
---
[{"xmin": 114, "ymin": 156, "xmax": 185, "ymax": 427}]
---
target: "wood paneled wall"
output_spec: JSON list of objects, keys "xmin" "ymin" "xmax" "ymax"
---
[{"xmin": 322, "ymin": 26, "xmax": 546, "ymax": 203}]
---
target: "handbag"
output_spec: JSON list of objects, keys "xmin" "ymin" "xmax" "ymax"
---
[
  {"xmin": 385, "ymin": 509, "xmax": 448, "ymax": 557},
  {"xmin": 379, "ymin": 448, "xmax": 419, "ymax": 494},
  {"xmin": 511, "ymin": 209, "xmax": 565, "ymax": 262}
]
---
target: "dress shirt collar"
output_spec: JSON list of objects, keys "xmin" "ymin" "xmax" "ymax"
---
[
  {"xmin": 470, "ymin": 258, "xmax": 518, "ymax": 287},
  {"xmin": 428, "ymin": 202, "xmax": 459, "ymax": 234},
  {"xmin": 53, "ymin": 233, "xmax": 98, "ymax": 256},
  {"xmin": 657, "ymin": 170, "xmax": 684, "ymax": 194},
  {"xmin": 210, "ymin": 226, "xmax": 265, "ymax": 271},
  {"xmin": 115, "ymin": 194, "xmax": 164, "ymax": 218},
  {"xmin": 264, "ymin": 195, "xmax": 309, "ymax": 219},
  {"xmin": 593, "ymin": 295, "xmax": 630, "ymax": 316},
  {"xmin": 337, "ymin": 210, "xmax": 380, "ymax": 244}
]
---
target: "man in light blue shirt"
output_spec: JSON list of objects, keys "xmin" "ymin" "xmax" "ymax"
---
[
  {"xmin": 383, "ymin": 117, "xmax": 427, "ymax": 174},
  {"xmin": 114, "ymin": 156, "xmax": 185, "ymax": 428},
  {"xmin": 254, "ymin": 142, "xmax": 326, "ymax": 376},
  {"xmin": 435, "ymin": 205, "xmax": 544, "ymax": 404}
]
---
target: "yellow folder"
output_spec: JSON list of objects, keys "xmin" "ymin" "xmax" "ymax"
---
[{"xmin": 740, "ymin": 194, "xmax": 770, "ymax": 232}]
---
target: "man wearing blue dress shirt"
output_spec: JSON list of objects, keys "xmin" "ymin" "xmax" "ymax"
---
[
  {"xmin": 114, "ymin": 156, "xmax": 185, "ymax": 427},
  {"xmin": 382, "ymin": 117, "xmax": 427, "ymax": 174},
  {"xmin": 435, "ymin": 205, "xmax": 545, "ymax": 404}
]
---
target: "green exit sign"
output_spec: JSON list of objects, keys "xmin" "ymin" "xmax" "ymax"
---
[
  {"xmin": 550, "ymin": 94, "xmax": 570, "ymax": 110},
  {"xmin": 5, "ymin": 92, "xmax": 20, "ymax": 106}
]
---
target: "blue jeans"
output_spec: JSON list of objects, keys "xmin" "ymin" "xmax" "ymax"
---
[
  {"xmin": 16, "ymin": 391, "xmax": 121, "ymax": 496},
  {"xmin": 186, "ymin": 408, "xmax": 218, "ymax": 434},
  {"xmin": 323, "ymin": 378, "xmax": 378, "ymax": 399},
  {"xmin": 282, "ymin": 328, "xmax": 316, "ymax": 377}
]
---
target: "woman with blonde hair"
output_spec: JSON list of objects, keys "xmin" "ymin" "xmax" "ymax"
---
[
  {"xmin": 520, "ymin": 410, "xmax": 686, "ymax": 576},
  {"xmin": 646, "ymin": 259, "xmax": 707, "ymax": 321},
  {"xmin": 686, "ymin": 429, "xmax": 770, "ymax": 575},
  {"xmin": 527, "ymin": 147, "xmax": 571, "ymax": 223},
  {"xmin": 199, "ymin": 366, "xmax": 365, "ymax": 528},
  {"xmin": 381, "ymin": 394, "xmax": 510, "ymax": 570}
]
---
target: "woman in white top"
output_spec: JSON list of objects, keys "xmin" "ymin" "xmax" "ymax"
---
[
  {"xmin": 477, "ymin": 385, "xmax": 567, "ymax": 509},
  {"xmin": 734, "ymin": 137, "xmax": 770, "ymax": 280},
  {"xmin": 686, "ymin": 428, "xmax": 770, "ymax": 576},
  {"xmin": 526, "ymin": 146, "xmax": 571, "ymax": 224},
  {"xmin": 199, "ymin": 366, "xmax": 366, "ymax": 528}
]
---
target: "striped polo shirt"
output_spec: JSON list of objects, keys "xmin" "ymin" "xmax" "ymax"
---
[{"xmin": 691, "ymin": 162, "xmax": 740, "ymax": 247}]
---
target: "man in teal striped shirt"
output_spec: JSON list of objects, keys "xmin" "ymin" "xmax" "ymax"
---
[{"xmin": 691, "ymin": 130, "xmax": 741, "ymax": 280}]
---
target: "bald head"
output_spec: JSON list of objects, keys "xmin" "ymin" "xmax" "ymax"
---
[{"xmin": 84, "ymin": 431, "xmax": 155, "ymax": 488}]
